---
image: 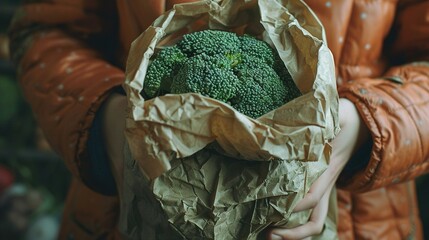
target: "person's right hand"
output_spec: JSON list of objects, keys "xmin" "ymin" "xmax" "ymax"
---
[{"xmin": 268, "ymin": 98, "xmax": 370, "ymax": 240}]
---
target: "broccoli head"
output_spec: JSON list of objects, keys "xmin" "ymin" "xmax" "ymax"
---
[
  {"xmin": 273, "ymin": 57, "xmax": 302, "ymax": 103},
  {"xmin": 143, "ymin": 29, "xmax": 301, "ymax": 118},
  {"xmin": 230, "ymin": 56, "xmax": 288, "ymax": 118},
  {"xmin": 170, "ymin": 54, "xmax": 239, "ymax": 102},
  {"xmin": 143, "ymin": 46, "xmax": 186, "ymax": 98},
  {"xmin": 177, "ymin": 29, "xmax": 241, "ymax": 57},
  {"xmin": 239, "ymin": 34, "xmax": 276, "ymax": 67}
]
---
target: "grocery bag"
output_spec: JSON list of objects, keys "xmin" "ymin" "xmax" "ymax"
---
[{"xmin": 122, "ymin": 0, "xmax": 339, "ymax": 239}]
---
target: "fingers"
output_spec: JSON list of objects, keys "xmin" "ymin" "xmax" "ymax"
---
[
  {"xmin": 269, "ymin": 189, "xmax": 331, "ymax": 240},
  {"xmin": 267, "ymin": 98, "xmax": 370, "ymax": 240}
]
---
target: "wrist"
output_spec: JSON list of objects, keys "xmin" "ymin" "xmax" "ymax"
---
[{"xmin": 330, "ymin": 98, "xmax": 370, "ymax": 178}]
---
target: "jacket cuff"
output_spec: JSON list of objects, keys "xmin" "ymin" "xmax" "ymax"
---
[{"xmin": 337, "ymin": 64, "xmax": 429, "ymax": 191}]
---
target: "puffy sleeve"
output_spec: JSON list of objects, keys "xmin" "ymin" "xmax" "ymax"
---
[
  {"xmin": 8, "ymin": 0, "xmax": 125, "ymax": 191},
  {"xmin": 337, "ymin": 1, "xmax": 429, "ymax": 191}
]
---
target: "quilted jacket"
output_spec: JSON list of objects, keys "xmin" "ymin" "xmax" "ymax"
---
[{"xmin": 9, "ymin": 0, "xmax": 429, "ymax": 239}]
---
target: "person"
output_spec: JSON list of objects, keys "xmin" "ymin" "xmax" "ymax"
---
[{"xmin": 8, "ymin": 0, "xmax": 429, "ymax": 239}]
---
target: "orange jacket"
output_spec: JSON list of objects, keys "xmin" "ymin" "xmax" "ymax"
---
[{"xmin": 9, "ymin": 0, "xmax": 429, "ymax": 239}]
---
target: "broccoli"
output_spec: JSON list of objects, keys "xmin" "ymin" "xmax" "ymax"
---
[
  {"xmin": 230, "ymin": 56, "xmax": 288, "ymax": 117},
  {"xmin": 170, "ymin": 53, "xmax": 240, "ymax": 102},
  {"xmin": 143, "ymin": 29, "xmax": 301, "ymax": 118},
  {"xmin": 177, "ymin": 29, "xmax": 241, "ymax": 57},
  {"xmin": 239, "ymin": 34, "xmax": 276, "ymax": 67},
  {"xmin": 143, "ymin": 46, "xmax": 186, "ymax": 98},
  {"xmin": 274, "ymin": 58, "xmax": 302, "ymax": 103}
]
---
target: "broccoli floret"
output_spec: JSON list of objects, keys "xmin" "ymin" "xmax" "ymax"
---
[
  {"xmin": 143, "ymin": 46, "xmax": 186, "ymax": 98},
  {"xmin": 143, "ymin": 29, "xmax": 301, "ymax": 118},
  {"xmin": 274, "ymin": 57, "xmax": 302, "ymax": 102},
  {"xmin": 239, "ymin": 34, "xmax": 276, "ymax": 66},
  {"xmin": 177, "ymin": 29, "xmax": 241, "ymax": 57},
  {"xmin": 231, "ymin": 56, "xmax": 287, "ymax": 118},
  {"xmin": 170, "ymin": 54, "xmax": 239, "ymax": 102}
]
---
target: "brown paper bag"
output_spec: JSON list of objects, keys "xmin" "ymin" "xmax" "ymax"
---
[{"xmin": 122, "ymin": 0, "xmax": 339, "ymax": 239}]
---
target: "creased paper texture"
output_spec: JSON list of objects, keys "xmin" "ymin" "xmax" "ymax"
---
[{"xmin": 122, "ymin": 0, "xmax": 339, "ymax": 239}]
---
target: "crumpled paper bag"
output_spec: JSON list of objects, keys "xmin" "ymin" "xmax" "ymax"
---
[{"xmin": 122, "ymin": 0, "xmax": 339, "ymax": 239}]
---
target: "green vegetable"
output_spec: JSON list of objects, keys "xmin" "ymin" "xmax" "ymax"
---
[
  {"xmin": 171, "ymin": 53, "xmax": 239, "ymax": 102},
  {"xmin": 239, "ymin": 34, "xmax": 276, "ymax": 67},
  {"xmin": 231, "ymin": 56, "xmax": 288, "ymax": 118},
  {"xmin": 143, "ymin": 29, "xmax": 301, "ymax": 118},
  {"xmin": 143, "ymin": 46, "xmax": 186, "ymax": 98},
  {"xmin": 177, "ymin": 29, "xmax": 241, "ymax": 57}
]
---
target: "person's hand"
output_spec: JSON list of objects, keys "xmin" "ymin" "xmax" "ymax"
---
[
  {"xmin": 102, "ymin": 92, "xmax": 181, "ymax": 239},
  {"xmin": 268, "ymin": 98, "xmax": 371, "ymax": 240}
]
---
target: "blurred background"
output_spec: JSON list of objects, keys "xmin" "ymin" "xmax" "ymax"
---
[
  {"xmin": 0, "ymin": 1, "xmax": 427, "ymax": 240},
  {"xmin": 0, "ymin": 1, "xmax": 71, "ymax": 240}
]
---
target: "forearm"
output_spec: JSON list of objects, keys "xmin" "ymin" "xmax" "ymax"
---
[{"xmin": 99, "ymin": 92, "xmax": 127, "ymax": 196}]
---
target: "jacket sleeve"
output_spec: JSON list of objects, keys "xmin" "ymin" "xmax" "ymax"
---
[
  {"xmin": 8, "ymin": 0, "xmax": 125, "ymax": 190},
  {"xmin": 337, "ymin": 1, "xmax": 429, "ymax": 192}
]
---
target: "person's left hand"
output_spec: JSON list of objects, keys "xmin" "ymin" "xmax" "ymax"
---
[{"xmin": 268, "ymin": 98, "xmax": 370, "ymax": 240}]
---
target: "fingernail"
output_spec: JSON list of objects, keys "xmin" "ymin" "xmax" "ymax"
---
[{"xmin": 270, "ymin": 234, "xmax": 282, "ymax": 240}]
